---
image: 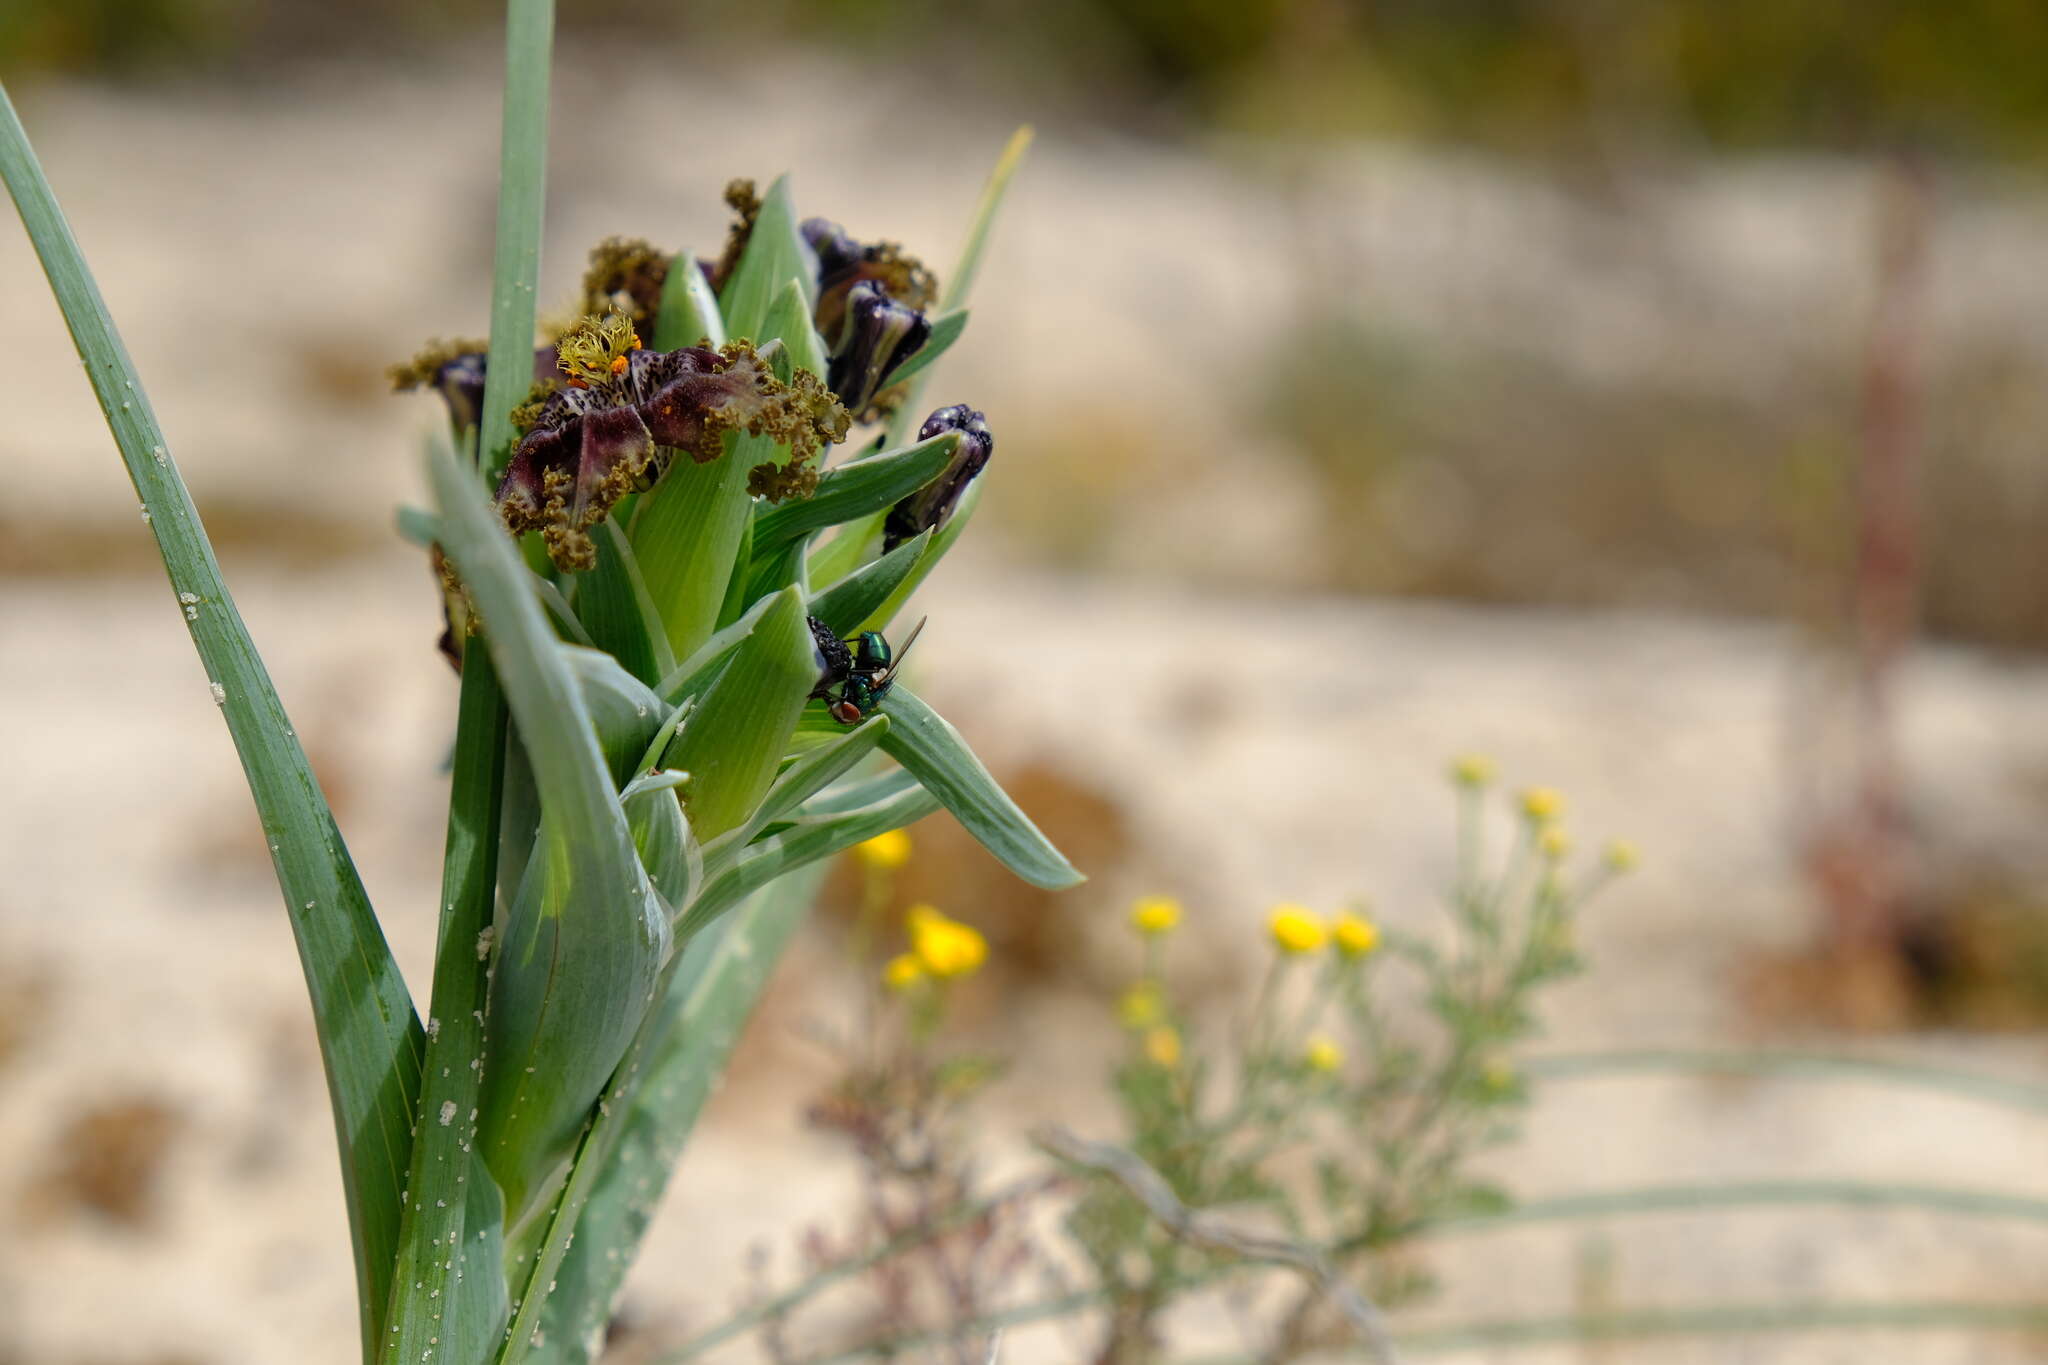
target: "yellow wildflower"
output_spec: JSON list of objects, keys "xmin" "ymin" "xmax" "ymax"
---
[
  {"xmin": 854, "ymin": 829, "xmax": 912, "ymax": 871},
  {"xmin": 1118, "ymin": 981, "xmax": 1166, "ymax": 1030},
  {"xmin": 1129, "ymin": 895, "xmax": 1182, "ymax": 936},
  {"xmin": 1333, "ymin": 911, "xmax": 1380, "ymax": 959},
  {"xmin": 882, "ymin": 953, "xmax": 924, "ymax": 992},
  {"xmin": 1537, "ymin": 826, "xmax": 1572, "ymax": 861},
  {"xmin": 1267, "ymin": 904, "xmax": 1327, "ymax": 955},
  {"xmin": 1604, "ymin": 839, "xmax": 1640, "ymax": 873},
  {"xmin": 1304, "ymin": 1035, "xmax": 1344, "ymax": 1073},
  {"xmin": 907, "ymin": 904, "xmax": 987, "ymax": 979},
  {"xmin": 1451, "ymin": 753, "xmax": 1496, "ymax": 787},
  {"xmin": 1143, "ymin": 1026, "xmax": 1182, "ymax": 1068},
  {"xmin": 1519, "ymin": 786, "xmax": 1564, "ymax": 824}
]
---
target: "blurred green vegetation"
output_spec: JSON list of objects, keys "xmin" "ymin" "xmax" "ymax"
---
[{"xmin": 10, "ymin": 0, "xmax": 2048, "ymax": 155}]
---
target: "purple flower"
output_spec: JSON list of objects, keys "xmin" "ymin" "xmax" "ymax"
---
[
  {"xmin": 826, "ymin": 282, "xmax": 932, "ymax": 420},
  {"xmin": 884, "ymin": 405, "xmax": 993, "ymax": 551},
  {"xmin": 498, "ymin": 314, "xmax": 848, "ymax": 570}
]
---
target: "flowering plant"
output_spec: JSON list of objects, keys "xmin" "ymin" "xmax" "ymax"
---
[{"xmin": 0, "ymin": 4, "xmax": 1073, "ymax": 1361}]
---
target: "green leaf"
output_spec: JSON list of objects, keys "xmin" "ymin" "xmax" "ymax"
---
[
  {"xmin": 751, "ymin": 432, "xmax": 958, "ymax": 554},
  {"xmin": 0, "ymin": 79, "xmax": 422, "ymax": 1358},
  {"xmin": 877, "ymin": 307, "xmax": 967, "ymax": 393},
  {"xmin": 700, "ymin": 714, "xmax": 890, "ymax": 874},
  {"xmin": 631, "ymin": 441, "xmax": 756, "ymax": 664},
  {"xmin": 478, "ymin": 0, "xmax": 555, "ymax": 486},
  {"xmin": 879, "ymin": 684, "xmax": 1082, "ymax": 889},
  {"xmin": 807, "ymin": 530, "xmax": 930, "ymax": 637},
  {"xmin": 662, "ymin": 586, "xmax": 815, "ymax": 843},
  {"xmin": 530, "ymin": 863, "xmax": 828, "ymax": 1365},
  {"xmin": 717, "ymin": 176, "xmax": 810, "ymax": 341},
  {"xmin": 561, "ymin": 645, "xmax": 666, "ymax": 787},
  {"xmin": 429, "ymin": 444, "xmax": 670, "ymax": 1229},
  {"xmin": 760, "ymin": 273, "xmax": 828, "ymax": 376},
  {"xmin": 680, "ymin": 777, "xmax": 939, "ymax": 936},
  {"xmin": 380, "ymin": 656, "xmax": 511, "ymax": 1365},
  {"xmin": 574, "ymin": 521, "xmax": 675, "ymax": 688},
  {"xmin": 652, "ymin": 252, "xmax": 725, "ymax": 351}
]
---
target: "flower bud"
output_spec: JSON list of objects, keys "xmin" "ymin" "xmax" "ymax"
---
[
  {"xmin": 826, "ymin": 281, "xmax": 931, "ymax": 418},
  {"xmin": 884, "ymin": 405, "xmax": 993, "ymax": 552}
]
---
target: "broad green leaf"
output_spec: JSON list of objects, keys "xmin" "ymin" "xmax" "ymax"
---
[
  {"xmin": 561, "ymin": 646, "xmax": 665, "ymax": 786},
  {"xmin": 652, "ymin": 252, "xmax": 725, "ymax": 350},
  {"xmin": 631, "ymin": 441, "xmax": 757, "ymax": 663},
  {"xmin": 717, "ymin": 176, "xmax": 810, "ymax": 341},
  {"xmin": 662, "ymin": 586, "xmax": 815, "ymax": 842},
  {"xmin": 477, "ymin": 0, "xmax": 555, "ymax": 486},
  {"xmin": 625, "ymin": 779, "xmax": 699, "ymax": 916},
  {"xmin": 886, "ymin": 126, "xmax": 1031, "ymax": 446},
  {"xmin": 739, "ymin": 531, "xmax": 808, "ymax": 610},
  {"xmin": 879, "ymin": 683, "xmax": 1082, "ymax": 889},
  {"xmin": 715, "ymin": 512, "xmax": 758, "ymax": 629},
  {"xmin": 574, "ymin": 521, "xmax": 675, "ymax": 688},
  {"xmin": 681, "ymin": 779, "xmax": 940, "ymax": 936},
  {"xmin": 529, "ymin": 863, "xmax": 829, "ymax": 1365},
  {"xmin": 0, "ymin": 81, "xmax": 423, "ymax": 1357},
  {"xmin": 807, "ymin": 530, "xmax": 929, "ymax": 637},
  {"xmin": 380, "ymin": 656, "xmax": 510, "ymax": 1365},
  {"xmin": 752, "ymin": 432, "xmax": 958, "ymax": 553},
  {"xmin": 430, "ymin": 444, "xmax": 670, "ymax": 1228},
  {"xmin": 877, "ymin": 306, "xmax": 967, "ymax": 393}
]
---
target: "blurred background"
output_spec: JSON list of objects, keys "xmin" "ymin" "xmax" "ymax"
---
[{"xmin": 5, "ymin": 2, "xmax": 2048, "ymax": 1361}]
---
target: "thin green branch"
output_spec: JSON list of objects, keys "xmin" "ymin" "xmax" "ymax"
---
[
  {"xmin": 1524, "ymin": 1047, "xmax": 2048, "ymax": 1115},
  {"xmin": 0, "ymin": 79, "xmax": 422, "ymax": 1359}
]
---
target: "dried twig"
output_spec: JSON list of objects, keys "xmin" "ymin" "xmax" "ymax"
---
[{"xmin": 1033, "ymin": 1125, "xmax": 1406, "ymax": 1365}]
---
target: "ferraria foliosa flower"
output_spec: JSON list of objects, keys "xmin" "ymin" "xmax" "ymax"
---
[
  {"xmin": 826, "ymin": 281, "xmax": 932, "ymax": 419},
  {"xmin": 801, "ymin": 215, "xmax": 937, "ymax": 337},
  {"xmin": 885, "ymin": 404, "xmax": 992, "ymax": 551},
  {"xmin": 495, "ymin": 313, "xmax": 848, "ymax": 570}
]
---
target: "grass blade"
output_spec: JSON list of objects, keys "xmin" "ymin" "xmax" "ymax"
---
[
  {"xmin": 478, "ymin": 0, "xmax": 555, "ymax": 486},
  {"xmin": 0, "ymin": 79, "xmax": 423, "ymax": 1357},
  {"xmin": 879, "ymin": 684, "xmax": 1081, "ymax": 889}
]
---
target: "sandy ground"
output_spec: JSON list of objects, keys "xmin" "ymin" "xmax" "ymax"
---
[
  {"xmin": 4, "ymin": 557, "xmax": 2048, "ymax": 1364},
  {"xmin": 4, "ymin": 55, "xmax": 2048, "ymax": 1365}
]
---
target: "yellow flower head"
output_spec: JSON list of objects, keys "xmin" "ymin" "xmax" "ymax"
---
[
  {"xmin": 1143, "ymin": 1026, "xmax": 1182, "ymax": 1068},
  {"xmin": 1451, "ymin": 753, "xmax": 1497, "ymax": 788},
  {"xmin": 1268, "ymin": 904, "xmax": 1327, "ymax": 956},
  {"xmin": 1604, "ymin": 839, "xmax": 1640, "ymax": 873},
  {"xmin": 882, "ymin": 953, "xmax": 925, "ymax": 992},
  {"xmin": 1519, "ymin": 786, "xmax": 1565, "ymax": 824},
  {"xmin": 854, "ymin": 829, "xmax": 912, "ymax": 871},
  {"xmin": 907, "ymin": 904, "xmax": 987, "ymax": 979},
  {"xmin": 1129, "ymin": 895, "xmax": 1182, "ymax": 937},
  {"xmin": 1537, "ymin": 826, "xmax": 1572, "ymax": 862},
  {"xmin": 1118, "ymin": 981, "xmax": 1166, "ymax": 1030},
  {"xmin": 1304, "ymin": 1035, "xmax": 1344, "ymax": 1073},
  {"xmin": 1334, "ymin": 911, "xmax": 1380, "ymax": 959}
]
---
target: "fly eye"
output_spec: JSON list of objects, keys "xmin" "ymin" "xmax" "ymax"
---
[{"xmin": 829, "ymin": 699, "xmax": 863, "ymax": 724}]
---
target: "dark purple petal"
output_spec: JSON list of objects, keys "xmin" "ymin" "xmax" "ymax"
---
[
  {"xmin": 884, "ymin": 406, "xmax": 994, "ymax": 551},
  {"xmin": 826, "ymin": 282, "xmax": 931, "ymax": 418}
]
